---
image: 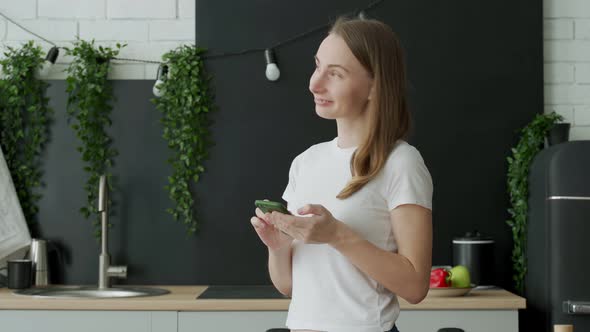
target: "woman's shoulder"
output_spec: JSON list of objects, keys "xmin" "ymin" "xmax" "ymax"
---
[
  {"xmin": 385, "ymin": 140, "xmax": 426, "ymax": 168},
  {"xmin": 287, "ymin": 140, "xmax": 334, "ymax": 173},
  {"xmin": 292, "ymin": 139, "xmax": 335, "ymax": 163}
]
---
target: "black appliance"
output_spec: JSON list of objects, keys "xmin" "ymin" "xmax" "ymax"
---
[
  {"xmin": 452, "ymin": 231, "xmax": 495, "ymax": 286},
  {"xmin": 525, "ymin": 141, "xmax": 590, "ymax": 331}
]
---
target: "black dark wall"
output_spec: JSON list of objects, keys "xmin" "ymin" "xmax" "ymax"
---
[{"xmin": 36, "ymin": 0, "xmax": 542, "ymax": 291}]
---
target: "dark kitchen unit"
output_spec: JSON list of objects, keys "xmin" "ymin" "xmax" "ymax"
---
[{"xmin": 525, "ymin": 141, "xmax": 590, "ymax": 331}]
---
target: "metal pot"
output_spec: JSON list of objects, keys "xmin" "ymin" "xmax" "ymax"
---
[{"xmin": 452, "ymin": 231, "xmax": 495, "ymax": 286}]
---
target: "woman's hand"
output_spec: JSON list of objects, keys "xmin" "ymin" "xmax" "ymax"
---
[
  {"xmin": 267, "ymin": 204, "xmax": 342, "ymax": 244},
  {"xmin": 250, "ymin": 207, "xmax": 293, "ymax": 251}
]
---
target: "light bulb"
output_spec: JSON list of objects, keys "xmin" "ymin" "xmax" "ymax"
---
[
  {"xmin": 264, "ymin": 49, "xmax": 280, "ymax": 81},
  {"xmin": 153, "ymin": 78, "xmax": 165, "ymax": 97},
  {"xmin": 38, "ymin": 62, "xmax": 52, "ymax": 77},
  {"xmin": 38, "ymin": 46, "xmax": 59, "ymax": 77},
  {"xmin": 153, "ymin": 64, "xmax": 169, "ymax": 97},
  {"xmin": 358, "ymin": 10, "xmax": 368, "ymax": 20}
]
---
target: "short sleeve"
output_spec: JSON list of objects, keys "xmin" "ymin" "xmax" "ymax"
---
[
  {"xmin": 281, "ymin": 154, "xmax": 300, "ymax": 205},
  {"xmin": 384, "ymin": 147, "xmax": 433, "ymax": 211}
]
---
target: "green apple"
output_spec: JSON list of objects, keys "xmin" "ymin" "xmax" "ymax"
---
[{"xmin": 449, "ymin": 265, "xmax": 471, "ymax": 288}]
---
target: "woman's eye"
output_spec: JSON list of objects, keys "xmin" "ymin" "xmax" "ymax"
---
[{"xmin": 329, "ymin": 71, "xmax": 342, "ymax": 78}]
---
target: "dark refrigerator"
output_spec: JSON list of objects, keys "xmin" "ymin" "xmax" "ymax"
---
[{"xmin": 526, "ymin": 141, "xmax": 590, "ymax": 331}]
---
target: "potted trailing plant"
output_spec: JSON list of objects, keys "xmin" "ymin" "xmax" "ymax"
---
[
  {"xmin": 0, "ymin": 41, "xmax": 53, "ymax": 228},
  {"xmin": 152, "ymin": 45, "xmax": 214, "ymax": 235},
  {"xmin": 506, "ymin": 112, "xmax": 563, "ymax": 294},
  {"xmin": 64, "ymin": 40, "xmax": 124, "ymax": 238}
]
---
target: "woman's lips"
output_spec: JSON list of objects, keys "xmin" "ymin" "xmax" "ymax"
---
[{"xmin": 314, "ymin": 98, "xmax": 333, "ymax": 106}]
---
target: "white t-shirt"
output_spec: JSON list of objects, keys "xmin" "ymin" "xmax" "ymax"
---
[{"xmin": 281, "ymin": 137, "xmax": 433, "ymax": 332}]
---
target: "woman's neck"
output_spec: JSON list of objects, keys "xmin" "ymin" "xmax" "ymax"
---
[{"xmin": 335, "ymin": 113, "xmax": 369, "ymax": 148}]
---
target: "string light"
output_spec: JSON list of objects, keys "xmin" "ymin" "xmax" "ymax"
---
[
  {"xmin": 38, "ymin": 46, "xmax": 59, "ymax": 77},
  {"xmin": 264, "ymin": 49, "xmax": 280, "ymax": 81},
  {"xmin": 153, "ymin": 64, "xmax": 168, "ymax": 97},
  {"xmin": 0, "ymin": 0, "xmax": 385, "ymax": 82}
]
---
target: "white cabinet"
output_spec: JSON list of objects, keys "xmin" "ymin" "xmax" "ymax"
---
[
  {"xmin": 179, "ymin": 311, "xmax": 288, "ymax": 332},
  {"xmin": 397, "ymin": 310, "xmax": 518, "ymax": 332},
  {"xmin": 178, "ymin": 310, "xmax": 518, "ymax": 332},
  {"xmin": 0, "ymin": 310, "xmax": 176, "ymax": 332},
  {"xmin": 0, "ymin": 309, "xmax": 518, "ymax": 332}
]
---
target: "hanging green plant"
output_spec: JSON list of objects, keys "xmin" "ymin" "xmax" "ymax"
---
[
  {"xmin": 152, "ymin": 45, "xmax": 214, "ymax": 235},
  {"xmin": 64, "ymin": 40, "xmax": 124, "ymax": 238},
  {"xmin": 506, "ymin": 111, "xmax": 563, "ymax": 294},
  {"xmin": 0, "ymin": 41, "xmax": 53, "ymax": 227}
]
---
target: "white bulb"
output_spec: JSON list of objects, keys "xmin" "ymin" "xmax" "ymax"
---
[
  {"xmin": 265, "ymin": 63, "xmax": 280, "ymax": 81},
  {"xmin": 153, "ymin": 79, "xmax": 165, "ymax": 97},
  {"xmin": 38, "ymin": 60, "xmax": 53, "ymax": 78}
]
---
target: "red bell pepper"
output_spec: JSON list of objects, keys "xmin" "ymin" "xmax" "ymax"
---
[{"xmin": 430, "ymin": 268, "xmax": 451, "ymax": 288}]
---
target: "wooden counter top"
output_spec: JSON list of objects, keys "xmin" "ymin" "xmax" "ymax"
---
[{"xmin": 0, "ymin": 285, "xmax": 525, "ymax": 311}]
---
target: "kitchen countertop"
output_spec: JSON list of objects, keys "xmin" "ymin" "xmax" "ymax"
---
[{"xmin": 0, "ymin": 285, "xmax": 526, "ymax": 311}]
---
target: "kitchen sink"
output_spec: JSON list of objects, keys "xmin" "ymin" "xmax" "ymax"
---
[{"xmin": 13, "ymin": 286, "xmax": 170, "ymax": 299}]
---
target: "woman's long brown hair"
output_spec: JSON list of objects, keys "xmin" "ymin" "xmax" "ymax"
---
[{"xmin": 332, "ymin": 18, "xmax": 411, "ymax": 199}]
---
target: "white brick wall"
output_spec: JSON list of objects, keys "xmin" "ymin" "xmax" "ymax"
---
[
  {"xmin": 1, "ymin": 0, "xmax": 588, "ymax": 140},
  {"xmin": 0, "ymin": 0, "xmax": 194, "ymax": 79},
  {"xmin": 0, "ymin": 1, "xmax": 37, "ymax": 19},
  {"xmin": 79, "ymin": 21, "xmax": 148, "ymax": 41},
  {"xmin": 545, "ymin": 0, "xmax": 590, "ymax": 140},
  {"xmin": 38, "ymin": 0, "xmax": 105, "ymax": 19},
  {"xmin": 178, "ymin": 0, "xmax": 195, "ymax": 19},
  {"xmin": 0, "ymin": 18, "xmax": 6, "ymax": 40},
  {"xmin": 575, "ymin": 19, "xmax": 590, "ymax": 39},
  {"xmin": 6, "ymin": 20, "xmax": 77, "ymax": 41},
  {"xmin": 106, "ymin": 0, "xmax": 176, "ymax": 19}
]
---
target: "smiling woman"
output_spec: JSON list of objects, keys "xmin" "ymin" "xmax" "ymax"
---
[{"xmin": 250, "ymin": 17, "xmax": 433, "ymax": 332}]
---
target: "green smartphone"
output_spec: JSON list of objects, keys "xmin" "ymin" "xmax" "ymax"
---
[{"xmin": 255, "ymin": 199, "xmax": 291, "ymax": 215}]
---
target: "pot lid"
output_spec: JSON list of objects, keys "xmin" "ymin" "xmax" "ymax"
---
[{"xmin": 452, "ymin": 230, "xmax": 494, "ymax": 243}]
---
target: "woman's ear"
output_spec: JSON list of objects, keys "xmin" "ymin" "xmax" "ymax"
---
[{"xmin": 368, "ymin": 83, "xmax": 375, "ymax": 101}]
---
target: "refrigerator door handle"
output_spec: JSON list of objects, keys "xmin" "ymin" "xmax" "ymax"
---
[{"xmin": 563, "ymin": 301, "xmax": 590, "ymax": 314}]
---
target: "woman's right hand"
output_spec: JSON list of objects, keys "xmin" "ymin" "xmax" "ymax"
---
[{"xmin": 251, "ymin": 207, "xmax": 293, "ymax": 251}]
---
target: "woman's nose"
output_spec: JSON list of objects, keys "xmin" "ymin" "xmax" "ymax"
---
[{"xmin": 309, "ymin": 72, "xmax": 325, "ymax": 94}]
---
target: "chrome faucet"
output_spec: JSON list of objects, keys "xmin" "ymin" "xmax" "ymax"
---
[{"xmin": 98, "ymin": 175, "xmax": 127, "ymax": 289}]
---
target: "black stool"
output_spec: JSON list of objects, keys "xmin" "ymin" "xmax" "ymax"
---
[{"xmin": 266, "ymin": 329, "xmax": 290, "ymax": 332}]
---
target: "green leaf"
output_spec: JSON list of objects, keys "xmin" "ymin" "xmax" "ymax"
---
[
  {"xmin": 0, "ymin": 41, "xmax": 51, "ymax": 226},
  {"xmin": 149, "ymin": 45, "xmax": 213, "ymax": 236},
  {"xmin": 63, "ymin": 39, "xmax": 120, "ymax": 239},
  {"xmin": 505, "ymin": 112, "xmax": 561, "ymax": 295}
]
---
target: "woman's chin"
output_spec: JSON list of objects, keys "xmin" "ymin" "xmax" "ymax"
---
[{"xmin": 315, "ymin": 107, "xmax": 337, "ymax": 120}]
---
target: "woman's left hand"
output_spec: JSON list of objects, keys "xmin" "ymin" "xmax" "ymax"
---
[{"xmin": 267, "ymin": 204, "xmax": 342, "ymax": 244}]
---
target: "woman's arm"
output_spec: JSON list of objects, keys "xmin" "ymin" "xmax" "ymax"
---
[
  {"xmin": 331, "ymin": 204, "xmax": 432, "ymax": 304},
  {"xmin": 251, "ymin": 208, "xmax": 294, "ymax": 297},
  {"xmin": 268, "ymin": 245, "xmax": 293, "ymax": 296},
  {"xmin": 268, "ymin": 203, "xmax": 432, "ymax": 303}
]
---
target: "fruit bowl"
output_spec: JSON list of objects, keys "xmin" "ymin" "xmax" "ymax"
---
[{"xmin": 427, "ymin": 284, "xmax": 476, "ymax": 297}]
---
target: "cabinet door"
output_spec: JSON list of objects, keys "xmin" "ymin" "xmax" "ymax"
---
[
  {"xmin": 549, "ymin": 199, "xmax": 590, "ymax": 331},
  {"xmin": 0, "ymin": 310, "xmax": 177, "ymax": 332},
  {"xmin": 397, "ymin": 310, "xmax": 518, "ymax": 332},
  {"xmin": 179, "ymin": 311, "xmax": 288, "ymax": 332},
  {"xmin": 178, "ymin": 310, "xmax": 518, "ymax": 332}
]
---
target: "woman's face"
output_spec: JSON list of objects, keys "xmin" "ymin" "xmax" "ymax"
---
[{"xmin": 309, "ymin": 33, "xmax": 373, "ymax": 120}]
